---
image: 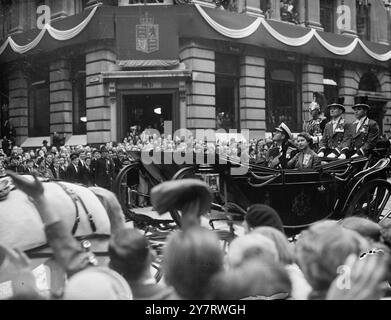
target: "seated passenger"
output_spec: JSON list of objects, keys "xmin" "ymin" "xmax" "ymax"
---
[
  {"xmin": 268, "ymin": 123, "xmax": 298, "ymax": 169},
  {"xmin": 287, "ymin": 132, "xmax": 320, "ymax": 170}
]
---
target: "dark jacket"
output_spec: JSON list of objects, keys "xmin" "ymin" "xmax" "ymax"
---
[
  {"xmin": 51, "ymin": 166, "xmax": 66, "ymax": 180},
  {"xmin": 65, "ymin": 164, "xmax": 81, "ymax": 183},
  {"xmin": 94, "ymin": 157, "xmax": 115, "ymax": 188},
  {"xmin": 268, "ymin": 140, "xmax": 298, "ymax": 169},
  {"xmin": 350, "ymin": 117, "xmax": 380, "ymax": 156},
  {"xmin": 318, "ymin": 117, "xmax": 352, "ymax": 155}
]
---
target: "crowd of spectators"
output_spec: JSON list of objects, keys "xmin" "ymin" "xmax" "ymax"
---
[{"xmin": 1, "ymin": 172, "xmax": 391, "ymax": 300}]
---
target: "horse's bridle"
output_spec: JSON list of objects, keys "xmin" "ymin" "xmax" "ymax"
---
[{"xmin": 54, "ymin": 182, "xmax": 97, "ymax": 235}]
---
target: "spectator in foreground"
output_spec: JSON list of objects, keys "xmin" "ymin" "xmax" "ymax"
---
[
  {"xmin": 244, "ymin": 204, "xmax": 284, "ymax": 233},
  {"xmin": 108, "ymin": 228, "xmax": 173, "ymax": 300},
  {"xmin": 163, "ymin": 227, "xmax": 223, "ymax": 300}
]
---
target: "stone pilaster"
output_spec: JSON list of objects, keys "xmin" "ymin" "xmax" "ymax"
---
[
  {"xmin": 337, "ymin": 0, "xmax": 357, "ymax": 37},
  {"xmin": 8, "ymin": 69, "xmax": 29, "ymax": 145},
  {"xmin": 9, "ymin": 0, "xmax": 28, "ymax": 35},
  {"xmin": 85, "ymin": 46, "xmax": 118, "ymax": 144},
  {"xmin": 339, "ymin": 69, "xmax": 359, "ymax": 122},
  {"xmin": 239, "ymin": 56, "xmax": 266, "ymax": 140},
  {"xmin": 305, "ymin": 0, "xmax": 322, "ymax": 30},
  {"xmin": 49, "ymin": 59, "xmax": 73, "ymax": 137},
  {"xmin": 180, "ymin": 44, "xmax": 216, "ymax": 130},
  {"xmin": 243, "ymin": 0, "xmax": 264, "ymax": 18},
  {"xmin": 379, "ymin": 71, "xmax": 391, "ymax": 133},
  {"xmin": 302, "ymin": 63, "xmax": 324, "ymax": 123},
  {"xmin": 50, "ymin": 0, "xmax": 76, "ymax": 21}
]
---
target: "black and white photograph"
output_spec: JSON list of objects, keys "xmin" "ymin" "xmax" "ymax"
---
[{"xmin": 1, "ymin": 0, "xmax": 391, "ymax": 308}]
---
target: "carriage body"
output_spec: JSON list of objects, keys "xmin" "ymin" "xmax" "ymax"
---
[{"xmin": 114, "ymin": 151, "xmax": 391, "ymax": 234}]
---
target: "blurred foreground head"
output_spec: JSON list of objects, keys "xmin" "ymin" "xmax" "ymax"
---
[
  {"xmin": 208, "ymin": 258, "xmax": 292, "ymax": 300},
  {"xmin": 295, "ymin": 220, "xmax": 370, "ymax": 299},
  {"xmin": 163, "ymin": 227, "xmax": 223, "ymax": 299},
  {"xmin": 63, "ymin": 267, "xmax": 132, "ymax": 300}
]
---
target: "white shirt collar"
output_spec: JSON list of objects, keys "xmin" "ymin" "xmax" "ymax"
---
[{"xmin": 331, "ymin": 116, "xmax": 342, "ymax": 124}]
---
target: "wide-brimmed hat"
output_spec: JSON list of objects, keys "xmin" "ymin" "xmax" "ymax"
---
[
  {"xmin": 353, "ymin": 96, "xmax": 370, "ymax": 111},
  {"xmin": 327, "ymin": 97, "xmax": 345, "ymax": 113},
  {"xmin": 275, "ymin": 122, "xmax": 293, "ymax": 140}
]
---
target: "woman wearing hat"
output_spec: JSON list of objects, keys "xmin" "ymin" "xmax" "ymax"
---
[
  {"xmin": 318, "ymin": 98, "xmax": 352, "ymax": 160},
  {"xmin": 288, "ymin": 132, "xmax": 321, "ymax": 169},
  {"xmin": 350, "ymin": 96, "xmax": 380, "ymax": 158}
]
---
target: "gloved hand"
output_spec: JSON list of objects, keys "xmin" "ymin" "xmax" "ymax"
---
[
  {"xmin": 312, "ymin": 137, "xmax": 318, "ymax": 144},
  {"xmin": 351, "ymin": 153, "xmax": 359, "ymax": 158},
  {"xmin": 327, "ymin": 153, "xmax": 337, "ymax": 159},
  {"xmin": 338, "ymin": 154, "xmax": 347, "ymax": 160},
  {"xmin": 318, "ymin": 152, "xmax": 325, "ymax": 158}
]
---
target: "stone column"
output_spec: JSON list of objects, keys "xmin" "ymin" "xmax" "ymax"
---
[
  {"xmin": 50, "ymin": 0, "xmax": 75, "ymax": 21},
  {"xmin": 305, "ymin": 0, "xmax": 322, "ymax": 30},
  {"xmin": 8, "ymin": 69, "xmax": 29, "ymax": 145},
  {"xmin": 85, "ymin": 46, "xmax": 118, "ymax": 144},
  {"xmin": 180, "ymin": 44, "xmax": 216, "ymax": 131},
  {"xmin": 339, "ymin": 68, "xmax": 359, "ymax": 123},
  {"xmin": 243, "ymin": 0, "xmax": 264, "ymax": 18},
  {"xmin": 239, "ymin": 56, "xmax": 266, "ymax": 140},
  {"xmin": 370, "ymin": 0, "xmax": 388, "ymax": 45},
  {"xmin": 9, "ymin": 0, "xmax": 27, "ymax": 35},
  {"xmin": 337, "ymin": 0, "xmax": 357, "ymax": 37},
  {"xmin": 302, "ymin": 63, "xmax": 324, "ymax": 123},
  {"xmin": 379, "ymin": 71, "xmax": 391, "ymax": 133},
  {"xmin": 49, "ymin": 59, "xmax": 73, "ymax": 137},
  {"xmin": 270, "ymin": 0, "xmax": 281, "ymax": 20}
]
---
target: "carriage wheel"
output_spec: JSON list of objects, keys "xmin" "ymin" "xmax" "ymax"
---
[
  {"xmin": 112, "ymin": 163, "xmax": 151, "ymax": 217},
  {"xmin": 345, "ymin": 179, "xmax": 391, "ymax": 222}
]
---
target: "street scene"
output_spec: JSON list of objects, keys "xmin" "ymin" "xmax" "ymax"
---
[{"xmin": 1, "ymin": 0, "xmax": 391, "ymax": 303}]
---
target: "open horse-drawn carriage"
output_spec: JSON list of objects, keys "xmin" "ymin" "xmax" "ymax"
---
[{"xmin": 113, "ymin": 150, "xmax": 391, "ymax": 237}]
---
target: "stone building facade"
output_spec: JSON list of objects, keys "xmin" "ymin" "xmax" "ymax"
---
[{"xmin": 0, "ymin": 0, "xmax": 391, "ymax": 146}]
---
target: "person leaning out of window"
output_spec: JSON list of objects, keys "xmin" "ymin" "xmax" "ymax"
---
[{"xmin": 287, "ymin": 132, "xmax": 321, "ymax": 170}]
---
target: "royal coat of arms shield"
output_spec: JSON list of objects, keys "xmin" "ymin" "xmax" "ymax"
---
[{"xmin": 136, "ymin": 13, "xmax": 159, "ymax": 54}]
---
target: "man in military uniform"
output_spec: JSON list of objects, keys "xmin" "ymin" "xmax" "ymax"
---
[
  {"xmin": 318, "ymin": 97, "xmax": 351, "ymax": 160},
  {"xmin": 350, "ymin": 96, "xmax": 380, "ymax": 158},
  {"xmin": 304, "ymin": 93, "xmax": 327, "ymax": 151},
  {"xmin": 268, "ymin": 122, "xmax": 298, "ymax": 169}
]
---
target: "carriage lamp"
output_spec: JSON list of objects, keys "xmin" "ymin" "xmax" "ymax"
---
[{"xmin": 195, "ymin": 172, "xmax": 221, "ymax": 194}]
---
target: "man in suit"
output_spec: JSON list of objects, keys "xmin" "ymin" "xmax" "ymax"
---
[
  {"xmin": 94, "ymin": 147, "xmax": 115, "ymax": 190},
  {"xmin": 268, "ymin": 122, "xmax": 298, "ymax": 169},
  {"xmin": 51, "ymin": 158, "xmax": 66, "ymax": 180},
  {"xmin": 350, "ymin": 96, "xmax": 380, "ymax": 158},
  {"xmin": 318, "ymin": 97, "xmax": 351, "ymax": 160},
  {"xmin": 25, "ymin": 158, "xmax": 37, "ymax": 175},
  {"xmin": 78, "ymin": 150, "xmax": 90, "ymax": 185},
  {"xmin": 66, "ymin": 153, "xmax": 81, "ymax": 183}
]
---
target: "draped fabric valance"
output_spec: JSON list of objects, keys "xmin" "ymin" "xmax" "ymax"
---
[
  {"xmin": 0, "ymin": 4, "xmax": 390, "ymax": 65},
  {"xmin": 0, "ymin": 5, "xmax": 115, "ymax": 63},
  {"xmin": 194, "ymin": 4, "xmax": 391, "ymax": 62}
]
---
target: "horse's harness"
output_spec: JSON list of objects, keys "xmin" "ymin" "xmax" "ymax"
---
[{"xmin": 54, "ymin": 181, "xmax": 97, "ymax": 235}]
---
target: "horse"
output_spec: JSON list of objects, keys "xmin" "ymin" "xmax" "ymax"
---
[{"xmin": 0, "ymin": 173, "xmax": 128, "ymax": 299}]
